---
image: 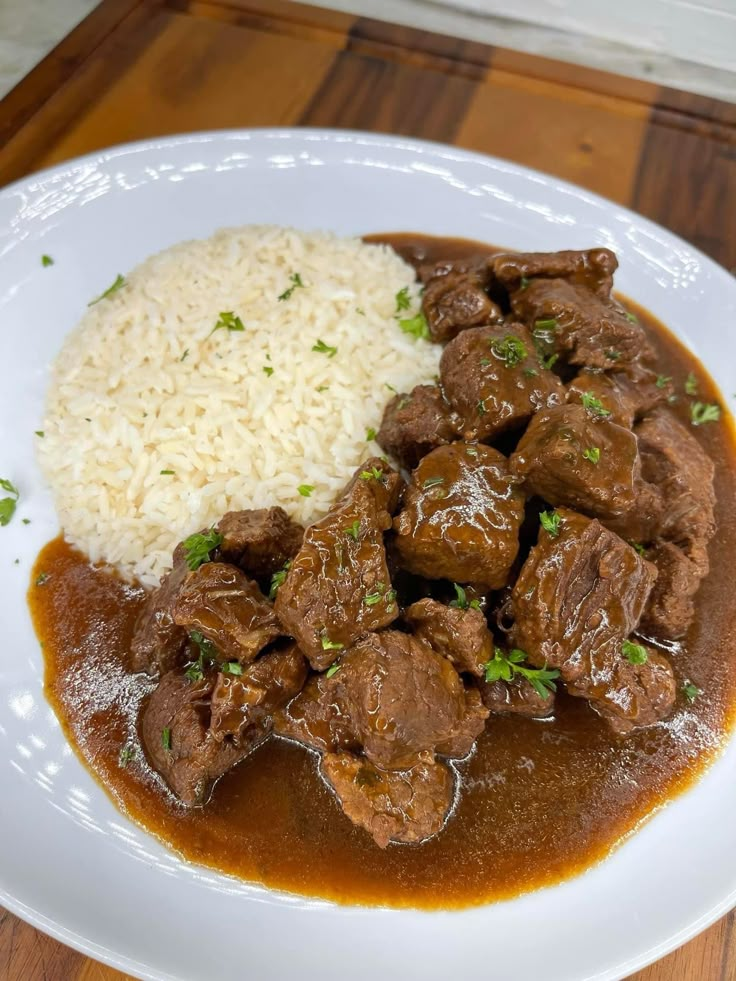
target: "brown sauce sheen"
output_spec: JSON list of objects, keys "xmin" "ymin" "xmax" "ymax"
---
[{"xmin": 31, "ymin": 234, "xmax": 736, "ymax": 910}]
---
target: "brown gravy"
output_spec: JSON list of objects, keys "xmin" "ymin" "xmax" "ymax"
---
[{"xmin": 30, "ymin": 235, "xmax": 736, "ymax": 910}]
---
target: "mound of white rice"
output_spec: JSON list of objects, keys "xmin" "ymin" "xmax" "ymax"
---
[{"xmin": 38, "ymin": 226, "xmax": 440, "ymax": 586}]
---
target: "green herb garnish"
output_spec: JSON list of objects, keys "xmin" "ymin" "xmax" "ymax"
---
[
  {"xmin": 364, "ymin": 591, "xmax": 383, "ymax": 606},
  {"xmin": 35, "ymin": 572, "xmax": 50, "ymax": 586},
  {"xmin": 210, "ymin": 311, "xmax": 245, "ymax": 336},
  {"xmin": 263, "ymin": 366, "xmax": 274, "ymax": 377},
  {"xmin": 624, "ymin": 312, "xmax": 638, "ymax": 324},
  {"xmin": 88, "ymin": 274, "xmax": 125, "ymax": 306},
  {"xmin": 312, "ymin": 339, "xmax": 337, "ymax": 357},
  {"xmin": 366, "ymin": 427, "xmax": 377, "ymax": 441},
  {"xmin": 465, "ymin": 446, "xmax": 479, "ymax": 457},
  {"xmin": 449, "ymin": 583, "xmax": 481, "ymax": 611},
  {"xmin": 477, "ymin": 399, "xmax": 487, "ymax": 416},
  {"xmin": 682, "ymin": 681, "xmax": 701, "ymax": 704},
  {"xmin": 622, "ymin": 639, "xmax": 648, "ymax": 664},
  {"xmin": 0, "ymin": 478, "xmax": 19, "ymax": 527},
  {"xmin": 160, "ymin": 469, "xmax": 174, "ymax": 475},
  {"xmin": 359, "ymin": 467, "xmax": 384, "ymax": 482},
  {"xmin": 534, "ymin": 318, "xmax": 558, "ymax": 331},
  {"xmin": 161, "ymin": 728, "xmax": 172, "ymax": 751},
  {"xmin": 484, "ymin": 647, "xmax": 559, "ymax": 700},
  {"xmin": 399, "ymin": 313, "xmax": 430, "ymax": 340},
  {"xmin": 221, "ymin": 661, "xmax": 244, "ymax": 676},
  {"xmin": 422, "ymin": 476, "xmax": 444, "ymax": 490},
  {"xmin": 395, "ymin": 286, "xmax": 412, "ymax": 313},
  {"xmin": 539, "ymin": 510, "xmax": 561, "ymax": 537},
  {"xmin": 268, "ymin": 561, "xmax": 291, "ymax": 600},
  {"xmin": 278, "ymin": 272, "xmax": 305, "ymax": 301},
  {"xmin": 41, "ymin": 255, "xmax": 54, "ymax": 267},
  {"xmin": 655, "ymin": 375, "xmax": 671, "ymax": 389},
  {"xmin": 118, "ymin": 745, "xmax": 136, "ymax": 767},
  {"xmin": 490, "ymin": 334, "xmax": 528, "ymax": 368},
  {"xmin": 541, "ymin": 353, "xmax": 559, "ymax": 370},
  {"xmin": 580, "ymin": 392, "xmax": 611, "ymax": 418},
  {"xmin": 345, "ymin": 520, "xmax": 361, "ymax": 541},
  {"xmin": 629, "ymin": 541, "xmax": 647, "ymax": 556},
  {"xmin": 182, "ymin": 528, "xmax": 223, "ymax": 571},
  {"xmin": 298, "ymin": 484, "xmax": 315, "ymax": 497},
  {"xmin": 321, "ymin": 634, "xmax": 344, "ymax": 652},
  {"xmin": 582, "ymin": 446, "xmax": 601, "ymax": 464},
  {"xmin": 684, "ymin": 372, "xmax": 698, "ymax": 396},
  {"xmin": 325, "ymin": 662, "xmax": 342, "ymax": 679},
  {"xmin": 35, "ymin": 431, "xmax": 44, "ymax": 438},
  {"xmin": 519, "ymin": 276, "xmax": 530, "ymax": 290},
  {"xmin": 690, "ymin": 402, "xmax": 720, "ymax": 426}
]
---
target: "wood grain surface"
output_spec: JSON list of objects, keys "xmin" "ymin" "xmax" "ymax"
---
[{"xmin": 0, "ymin": 1, "xmax": 735, "ymax": 979}]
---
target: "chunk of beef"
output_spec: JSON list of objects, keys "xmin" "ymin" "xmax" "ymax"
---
[
  {"xmin": 479, "ymin": 675, "xmax": 555, "ymax": 718},
  {"xmin": 130, "ymin": 544, "xmax": 189, "ymax": 675},
  {"xmin": 172, "ymin": 563, "xmax": 281, "ymax": 664},
  {"xmin": 640, "ymin": 541, "xmax": 704, "ymax": 640},
  {"xmin": 338, "ymin": 456, "xmax": 405, "ymax": 515},
  {"xmin": 320, "ymin": 753, "xmax": 454, "ymax": 848},
  {"xmin": 275, "ymin": 460, "xmax": 402, "ymax": 671},
  {"xmin": 510, "ymin": 278, "xmax": 653, "ymax": 368},
  {"xmin": 393, "ymin": 443, "xmax": 525, "ymax": 588},
  {"xmin": 510, "ymin": 404, "xmax": 646, "ymax": 522},
  {"xmin": 209, "ymin": 643, "xmax": 307, "ymax": 742},
  {"xmin": 215, "ymin": 508, "xmax": 304, "ymax": 578},
  {"xmin": 140, "ymin": 669, "xmax": 266, "ymax": 805},
  {"xmin": 567, "ymin": 366, "xmax": 673, "ymax": 429},
  {"xmin": 421, "ymin": 258, "xmax": 501, "ymax": 343},
  {"xmin": 273, "ymin": 671, "xmax": 359, "ymax": 754},
  {"xmin": 405, "ymin": 598, "xmax": 492, "ymax": 677},
  {"xmin": 377, "ymin": 385, "xmax": 461, "ymax": 470},
  {"xmin": 439, "ymin": 323, "xmax": 565, "ymax": 441},
  {"xmin": 492, "ymin": 248, "xmax": 618, "ymax": 298},
  {"xmin": 334, "ymin": 631, "xmax": 488, "ymax": 769},
  {"xmin": 511, "ymin": 508, "xmax": 673, "ymax": 730}
]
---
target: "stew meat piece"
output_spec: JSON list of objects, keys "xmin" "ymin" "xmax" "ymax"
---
[
  {"xmin": 478, "ymin": 675, "xmax": 555, "ymax": 718},
  {"xmin": 377, "ymin": 385, "xmax": 461, "ymax": 470},
  {"xmin": 420, "ymin": 256, "xmax": 502, "ymax": 342},
  {"xmin": 215, "ymin": 507, "xmax": 304, "ymax": 578},
  {"xmin": 320, "ymin": 753, "xmax": 454, "ymax": 849},
  {"xmin": 510, "ymin": 404, "xmax": 651, "ymax": 524},
  {"xmin": 130, "ymin": 543, "xmax": 189, "ymax": 675},
  {"xmin": 393, "ymin": 443, "xmax": 525, "ymax": 588},
  {"xmin": 640, "ymin": 542, "xmax": 703, "ymax": 640},
  {"xmin": 332, "ymin": 630, "xmax": 488, "ymax": 769},
  {"xmin": 404, "ymin": 598, "xmax": 491, "ymax": 677},
  {"xmin": 439, "ymin": 323, "xmax": 564, "ymax": 441},
  {"xmin": 511, "ymin": 507, "xmax": 675, "ymax": 731},
  {"xmin": 274, "ymin": 460, "xmax": 403, "ymax": 671},
  {"xmin": 491, "ymin": 248, "xmax": 618, "ymax": 298},
  {"xmin": 141, "ymin": 669, "xmax": 268, "ymax": 805},
  {"xmin": 567, "ymin": 366, "xmax": 672, "ymax": 429},
  {"xmin": 273, "ymin": 671, "xmax": 359, "ymax": 754},
  {"xmin": 172, "ymin": 563, "xmax": 281, "ymax": 664}
]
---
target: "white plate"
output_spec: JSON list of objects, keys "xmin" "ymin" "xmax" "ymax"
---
[{"xmin": 1, "ymin": 129, "xmax": 735, "ymax": 981}]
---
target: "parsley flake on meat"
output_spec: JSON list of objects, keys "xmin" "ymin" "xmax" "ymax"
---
[
  {"xmin": 182, "ymin": 528, "xmax": 223, "ymax": 571},
  {"xmin": 118, "ymin": 745, "xmax": 136, "ymax": 767},
  {"xmin": 690, "ymin": 402, "xmax": 720, "ymax": 426},
  {"xmin": 88, "ymin": 274, "xmax": 125, "ymax": 306},
  {"xmin": 359, "ymin": 467, "xmax": 384, "ymax": 482},
  {"xmin": 345, "ymin": 520, "xmax": 361, "ymax": 541},
  {"xmin": 583, "ymin": 446, "xmax": 601, "ymax": 464},
  {"xmin": 622, "ymin": 639, "xmax": 648, "ymax": 664},
  {"xmin": 35, "ymin": 572, "xmax": 50, "ymax": 586},
  {"xmin": 449, "ymin": 583, "xmax": 481, "ymax": 611},
  {"xmin": 484, "ymin": 647, "xmax": 559, "ymax": 700},
  {"xmin": 325, "ymin": 662, "xmax": 342, "ymax": 679},
  {"xmin": 161, "ymin": 728, "xmax": 172, "ymax": 751},
  {"xmin": 655, "ymin": 374, "xmax": 672, "ymax": 389},
  {"xmin": 268, "ymin": 561, "xmax": 291, "ymax": 600},
  {"xmin": 539, "ymin": 510, "xmax": 561, "ymax": 537},
  {"xmin": 422, "ymin": 476, "xmax": 444, "ymax": 490},
  {"xmin": 320, "ymin": 633, "xmax": 344, "ymax": 652},
  {"xmin": 490, "ymin": 334, "xmax": 528, "ymax": 368},
  {"xmin": 682, "ymin": 681, "xmax": 701, "ymax": 704},
  {"xmin": 625, "ymin": 312, "xmax": 639, "ymax": 324},
  {"xmin": 221, "ymin": 661, "xmax": 244, "ymax": 676},
  {"xmin": 0, "ymin": 478, "xmax": 19, "ymax": 527},
  {"xmin": 580, "ymin": 392, "xmax": 612, "ymax": 418}
]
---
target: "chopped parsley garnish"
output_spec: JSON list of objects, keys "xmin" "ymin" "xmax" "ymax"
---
[
  {"xmin": 41, "ymin": 255, "xmax": 54, "ymax": 267},
  {"xmin": 422, "ymin": 476, "xmax": 445, "ymax": 490},
  {"xmin": 519, "ymin": 276, "xmax": 530, "ymax": 290},
  {"xmin": 539, "ymin": 510, "xmax": 561, "ymax": 537},
  {"xmin": 682, "ymin": 681, "xmax": 701, "ymax": 704},
  {"xmin": 118, "ymin": 745, "xmax": 136, "ymax": 767},
  {"xmin": 22, "ymin": 518, "xmax": 30, "ymax": 525},
  {"xmin": 325, "ymin": 662, "xmax": 342, "ymax": 679},
  {"xmin": 268, "ymin": 561, "xmax": 291, "ymax": 600},
  {"xmin": 624, "ymin": 312, "xmax": 638, "ymax": 324},
  {"xmin": 477, "ymin": 399, "xmax": 487, "ymax": 416},
  {"xmin": 480, "ymin": 358, "xmax": 491, "ymax": 367},
  {"xmin": 180, "ymin": 348, "xmax": 189, "ymax": 362},
  {"xmin": 182, "ymin": 528, "xmax": 223, "ymax": 571},
  {"xmin": 210, "ymin": 311, "xmax": 245, "ymax": 336},
  {"xmin": 278, "ymin": 272, "xmax": 305, "ymax": 301},
  {"xmin": 359, "ymin": 466, "xmax": 384, "ymax": 482},
  {"xmin": 690, "ymin": 402, "xmax": 720, "ymax": 426},
  {"xmin": 399, "ymin": 312, "xmax": 430, "ymax": 340},
  {"xmin": 398, "ymin": 396, "xmax": 411, "ymax": 410},
  {"xmin": 629, "ymin": 541, "xmax": 647, "ymax": 556},
  {"xmin": 523, "ymin": 367, "xmax": 538, "ymax": 378},
  {"xmin": 385, "ymin": 383, "xmax": 398, "ymax": 394},
  {"xmin": 449, "ymin": 583, "xmax": 481, "ymax": 611},
  {"xmin": 320, "ymin": 634, "xmax": 344, "ymax": 652},
  {"xmin": 316, "ymin": 385, "xmax": 329, "ymax": 393},
  {"xmin": 345, "ymin": 520, "xmax": 361, "ymax": 541},
  {"xmin": 364, "ymin": 590, "xmax": 383, "ymax": 606},
  {"xmin": 88, "ymin": 274, "xmax": 125, "ymax": 306},
  {"xmin": 160, "ymin": 469, "xmax": 174, "ymax": 475},
  {"xmin": 161, "ymin": 728, "xmax": 172, "ymax": 751},
  {"xmin": 622, "ymin": 639, "xmax": 648, "ymax": 664},
  {"xmin": 465, "ymin": 446, "xmax": 479, "ymax": 457},
  {"xmin": 356, "ymin": 307, "xmax": 365, "ymax": 316},
  {"xmin": 655, "ymin": 374, "xmax": 672, "ymax": 389},
  {"xmin": 263, "ymin": 366, "xmax": 274, "ymax": 377},
  {"xmin": 297, "ymin": 484, "xmax": 315, "ymax": 497},
  {"xmin": 312, "ymin": 339, "xmax": 337, "ymax": 357},
  {"xmin": 35, "ymin": 572, "xmax": 50, "ymax": 586},
  {"xmin": 684, "ymin": 372, "xmax": 699, "ymax": 396},
  {"xmin": 490, "ymin": 334, "xmax": 528, "ymax": 368},
  {"xmin": 221, "ymin": 661, "xmax": 243, "ymax": 676},
  {"xmin": 395, "ymin": 286, "xmax": 412, "ymax": 313},
  {"xmin": 0, "ymin": 478, "xmax": 19, "ymax": 527},
  {"xmin": 606, "ymin": 350, "xmax": 621, "ymax": 361},
  {"xmin": 541, "ymin": 353, "xmax": 559, "ymax": 370},
  {"xmin": 582, "ymin": 446, "xmax": 601, "ymax": 464},
  {"xmin": 35, "ymin": 431, "xmax": 44, "ymax": 438},
  {"xmin": 484, "ymin": 647, "xmax": 559, "ymax": 700},
  {"xmin": 534, "ymin": 318, "xmax": 558, "ymax": 330},
  {"xmin": 580, "ymin": 392, "xmax": 611, "ymax": 418},
  {"xmin": 365, "ymin": 427, "xmax": 377, "ymax": 441},
  {"xmin": 385, "ymin": 589, "xmax": 397, "ymax": 612}
]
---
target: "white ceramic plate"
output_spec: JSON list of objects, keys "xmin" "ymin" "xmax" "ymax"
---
[{"xmin": 1, "ymin": 129, "xmax": 735, "ymax": 981}]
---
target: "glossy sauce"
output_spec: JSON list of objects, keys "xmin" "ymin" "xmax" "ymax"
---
[{"xmin": 30, "ymin": 235, "xmax": 736, "ymax": 910}]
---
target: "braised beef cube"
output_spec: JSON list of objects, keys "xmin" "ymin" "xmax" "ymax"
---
[
  {"xmin": 130, "ymin": 545, "xmax": 189, "ymax": 675},
  {"xmin": 141, "ymin": 669, "xmax": 266, "ymax": 805},
  {"xmin": 439, "ymin": 323, "xmax": 565, "ymax": 441},
  {"xmin": 510, "ymin": 278, "xmax": 653, "ymax": 368},
  {"xmin": 492, "ymin": 248, "xmax": 618, "ymax": 298},
  {"xmin": 172, "ymin": 563, "xmax": 281, "ymax": 664},
  {"xmin": 209, "ymin": 643, "xmax": 307, "ymax": 743},
  {"xmin": 320, "ymin": 753, "xmax": 454, "ymax": 848},
  {"xmin": 393, "ymin": 443, "xmax": 525, "ymax": 588},
  {"xmin": 377, "ymin": 385, "xmax": 461, "ymax": 469},
  {"xmin": 421, "ymin": 259, "xmax": 501, "ymax": 343},
  {"xmin": 405, "ymin": 598, "xmax": 492, "ymax": 677},
  {"xmin": 216, "ymin": 508, "xmax": 304, "ymax": 578},
  {"xmin": 567, "ymin": 366, "xmax": 672, "ymax": 428},
  {"xmin": 334, "ymin": 630, "xmax": 488, "ymax": 770},
  {"xmin": 510, "ymin": 404, "xmax": 643, "ymax": 521},
  {"xmin": 417, "ymin": 254, "xmax": 488, "ymax": 285},
  {"xmin": 273, "ymin": 671, "xmax": 358, "ymax": 754},
  {"xmin": 640, "ymin": 541, "xmax": 704, "ymax": 640},
  {"xmin": 275, "ymin": 460, "xmax": 401, "ymax": 671},
  {"xmin": 479, "ymin": 675, "xmax": 555, "ymax": 718},
  {"xmin": 338, "ymin": 455, "xmax": 405, "ymax": 515},
  {"xmin": 435, "ymin": 687, "xmax": 489, "ymax": 758},
  {"xmin": 510, "ymin": 508, "xmax": 671, "ymax": 731}
]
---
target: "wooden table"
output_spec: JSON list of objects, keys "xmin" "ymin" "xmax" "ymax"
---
[{"xmin": 1, "ymin": 1, "xmax": 734, "ymax": 978}]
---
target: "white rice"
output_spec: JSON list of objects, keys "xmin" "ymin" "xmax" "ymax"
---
[{"xmin": 38, "ymin": 226, "xmax": 440, "ymax": 586}]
